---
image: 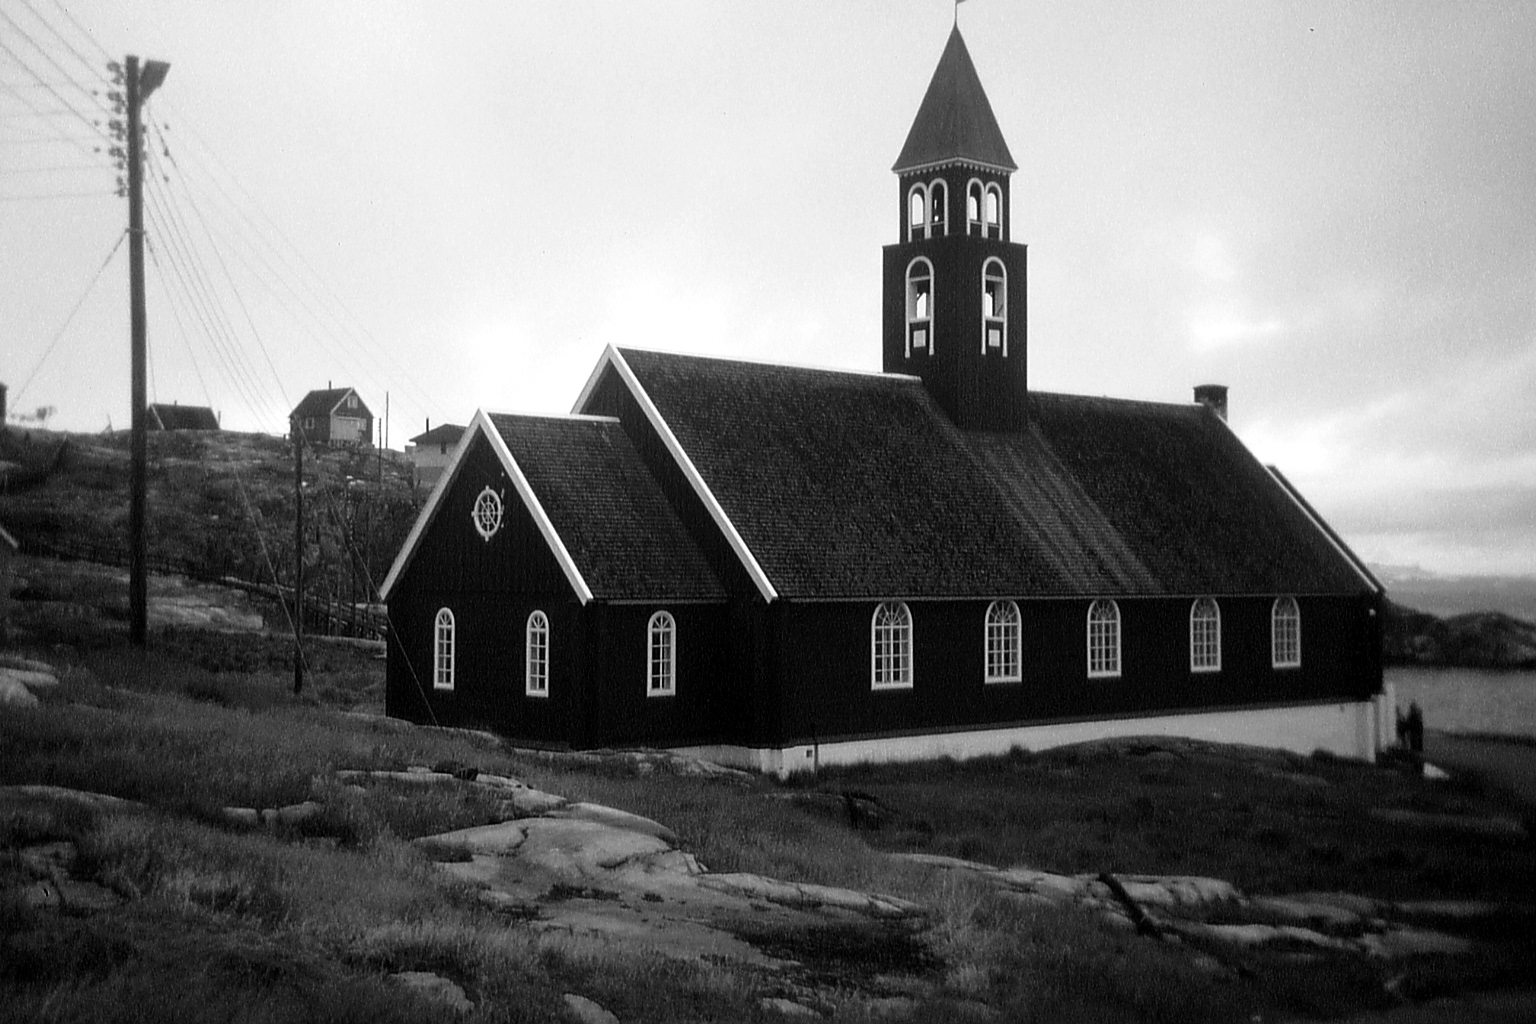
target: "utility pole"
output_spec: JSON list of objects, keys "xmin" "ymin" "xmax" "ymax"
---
[
  {"xmin": 292, "ymin": 420, "xmax": 305, "ymax": 694},
  {"xmin": 125, "ymin": 55, "xmax": 170, "ymax": 648}
]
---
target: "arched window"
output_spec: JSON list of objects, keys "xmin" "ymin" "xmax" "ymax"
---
[
  {"xmin": 985, "ymin": 600, "xmax": 1022, "ymax": 683},
  {"xmin": 871, "ymin": 601, "xmax": 913, "ymax": 690},
  {"xmin": 525, "ymin": 610, "xmax": 549, "ymax": 696},
  {"xmin": 1190, "ymin": 598, "xmax": 1221, "ymax": 673},
  {"xmin": 907, "ymin": 185, "xmax": 927, "ymax": 241},
  {"xmin": 984, "ymin": 184, "xmax": 1002, "ymax": 236},
  {"xmin": 1272, "ymin": 597, "xmax": 1301, "ymax": 668},
  {"xmin": 433, "ymin": 607, "xmax": 455, "ymax": 690},
  {"xmin": 906, "ymin": 257, "xmax": 934, "ymax": 356},
  {"xmin": 982, "ymin": 258, "xmax": 1007, "ymax": 354},
  {"xmin": 928, "ymin": 178, "xmax": 948, "ymax": 235},
  {"xmin": 966, "ymin": 179, "xmax": 984, "ymax": 233},
  {"xmin": 648, "ymin": 611, "xmax": 676, "ymax": 696},
  {"xmin": 1087, "ymin": 599, "xmax": 1121, "ymax": 678}
]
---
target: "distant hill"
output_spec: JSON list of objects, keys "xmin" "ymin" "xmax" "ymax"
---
[
  {"xmin": 1383, "ymin": 601, "xmax": 1536, "ymax": 669},
  {"xmin": 1374, "ymin": 563, "xmax": 1536, "ymax": 624},
  {"xmin": 0, "ymin": 426, "xmax": 420, "ymax": 609}
]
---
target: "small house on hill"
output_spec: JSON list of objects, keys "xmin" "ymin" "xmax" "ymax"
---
[
  {"xmin": 380, "ymin": 26, "xmax": 1389, "ymax": 775},
  {"xmin": 147, "ymin": 403, "xmax": 219, "ymax": 431},
  {"xmin": 291, "ymin": 387, "xmax": 372, "ymax": 447},
  {"xmin": 406, "ymin": 422, "xmax": 467, "ymax": 490}
]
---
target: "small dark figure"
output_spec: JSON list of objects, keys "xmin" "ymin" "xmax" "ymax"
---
[{"xmin": 1405, "ymin": 701, "xmax": 1424, "ymax": 754}]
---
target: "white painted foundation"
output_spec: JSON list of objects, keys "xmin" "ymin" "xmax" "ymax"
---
[{"xmin": 679, "ymin": 699, "xmax": 1387, "ymax": 778}]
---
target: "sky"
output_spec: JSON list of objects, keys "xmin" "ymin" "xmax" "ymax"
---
[{"xmin": 2, "ymin": 1, "xmax": 1533, "ymax": 578}]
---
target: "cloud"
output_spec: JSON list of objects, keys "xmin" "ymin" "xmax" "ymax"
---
[{"xmin": 1187, "ymin": 309, "xmax": 1286, "ymax": 352}]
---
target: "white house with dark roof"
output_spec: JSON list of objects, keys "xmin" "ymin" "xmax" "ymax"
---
[
  {"xmin": 290, "ymin": 387, "xmax": 373, "ymax": 447},
  {"xmin": 381, "ymin": 26, "xmax": 1388, "ymax": 774},
  {"xmin": 406, "ymin": 422, "xmax": 468, "ymax": 490}
]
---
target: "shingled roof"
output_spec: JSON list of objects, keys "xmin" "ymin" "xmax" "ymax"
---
[
  {"xmin": 291, "ymin": 388, "xmax": 370, "ymax": 420},
  {"xmin": 409, "ymin": 422, "xmax": 466, "ymax": 446},
  {"xmin": 892, "ymin": 25, "xmax": 1017, "ymax": 173},
  {"xmin": 591, "ymin": 349, "xmax": 1374, "ymax": 600},
  {"xmin": 487, "ymin": 414, "xmax": 725, "ymax": 602},
  {"xmin": 146, "ymin": 403, "xmax": 219, "ymax": 431}
]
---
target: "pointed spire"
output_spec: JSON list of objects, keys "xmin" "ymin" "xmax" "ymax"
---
[{"xmin": 892, "ymin": 25, "xmax": 1016, "ymax": 174}]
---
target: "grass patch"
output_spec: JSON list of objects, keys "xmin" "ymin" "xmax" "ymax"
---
[
  {"xmin": 802, "ymin": 742, "xmax": 1536, "ymax": 902},
  {"xmin": 6, "ymin": 604, "xmax": 1536, "ymax": 1020}
]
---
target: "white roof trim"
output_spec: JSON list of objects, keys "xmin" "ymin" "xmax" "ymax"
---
[
  {"xmin": 575, "ymin": 346, "xmax": 779, "ymax": 603},
  {"xmin": 573, "ymin": 345, "xmax": 917, "ymax": 406},
  {"xmin": 894, "ymin": 157, "xmax": 1016, "ymax": 176},
  {"xmin": 1263, "ymin": 464, "xmax": 1383, "ymax": 595},
  {"xmin": 1203, "ymin": 405, "xmax": 1380, "ymax": 595},
  {"xmin": 379, "ymin": 410, "xmax": 595, "ymax": 604}
]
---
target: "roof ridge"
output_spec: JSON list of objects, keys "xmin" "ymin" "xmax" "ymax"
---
[{"xmin": 616, "ymin": 346, "xmax": 923, "ymax": 383}]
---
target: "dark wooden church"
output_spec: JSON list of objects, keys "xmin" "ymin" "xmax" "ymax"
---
[{"xmin": 382, "ymin": 27, "xmax": 1389, "ymax": 774}]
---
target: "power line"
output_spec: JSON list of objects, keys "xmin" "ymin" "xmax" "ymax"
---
[
  {"xmin": 0, "ymin": 31, "xmax": 111, "ymax": 142},
  {"xmin": 147, "ymin": 132, "xmax": 294, "ymax": 419},
  {"xmin": 11, "ymin": 228, "xmax": 126, "ymax": 404},
  {"xmin": 0, "ymin": 43, "xmax": 104, "ymax": 161},
  {"xmin": 154, "ymin": 110, "xmax": 454, "ymax": 424},
  {"xmin": 144, "ymin": 179, "xmax": 286, "ymax": 426},
  {"xmin": 0, "ymin": 5, "xmax": 112, "ymax": 104},
  {"xmin": 45, "ymin": 0, "xmax": 114, "ymax": 64},
  {"xmin": 0, "ymin": 188, "xmax": 109, "ymax": 200},
  {"xmin": 16, "ymin": 0, "xmax": 113, "ymax": 87}
]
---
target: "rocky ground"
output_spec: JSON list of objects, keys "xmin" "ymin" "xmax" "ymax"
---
[{"xmin": 6, "ymin": 655, "xmax": 1536, "ymax": 1021}]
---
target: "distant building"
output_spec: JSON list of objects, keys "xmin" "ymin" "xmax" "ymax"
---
[
  {"xmin": 146, "ymin": 402, "xmax": 220, "ymax": 431},
  {"xmin": 380, "ymin": 26, "xmax": 1387, "ymax": 775},
  {"xmin": 291, "ymin": 387, "xmax": 373, "ymax": 447},
  {"xmin": 406, "ymin": 422, "xmax": 467, "ymax": 491}
]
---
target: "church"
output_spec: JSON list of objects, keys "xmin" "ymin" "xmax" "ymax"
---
[{"xmin": 381, "ymin": 27, "xmax": 1389, "ymax": 775}]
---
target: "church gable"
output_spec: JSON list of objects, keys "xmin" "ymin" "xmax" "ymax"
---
[
  {"xmin": 382, "ymin": 410, "xmax": 723, "ymax": 605},
  {"xmin": 489, "ymin": 413, "xmax": 725, "ymax": 602},
  {"xmin": 380, "ymin": 416, "xmax": 589, "ymax": 604}
]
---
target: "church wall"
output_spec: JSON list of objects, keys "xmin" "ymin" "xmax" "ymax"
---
[
  {"xmin": 385, "ymin": 431, "xmax": 590, "ymax": 745},
  {"xmin": 584, "ymin": 603, "xmax": 733, "ymax": 748},
  {"xmin": 766, "ymin": 595, "xmax": 1380, "ymax": 747}
]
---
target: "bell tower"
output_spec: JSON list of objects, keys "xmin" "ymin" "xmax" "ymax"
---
[{"xmin": 883, "ymin": 26, "xmax": 1028, "ymax": 431}]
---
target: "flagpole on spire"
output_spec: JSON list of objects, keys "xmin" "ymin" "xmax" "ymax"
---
[{"xmin": 955, "ymin": 0, "xmax": 969, "ymax": 28}]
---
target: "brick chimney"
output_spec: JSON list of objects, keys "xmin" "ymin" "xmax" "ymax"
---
[{"xmin": 1194, "ymin": 384, "xmax": 1228, "ymax": 422}]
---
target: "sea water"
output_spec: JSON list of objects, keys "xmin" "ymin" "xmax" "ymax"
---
[{"xmin": 1387, "ymin": 666, "xmax": 1536, "ymax": 740}]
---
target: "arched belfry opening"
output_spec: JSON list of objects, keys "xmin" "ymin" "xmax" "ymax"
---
[{"xmin": 882, "ymin": 25, "xmax": 1029, "ymax": 431}]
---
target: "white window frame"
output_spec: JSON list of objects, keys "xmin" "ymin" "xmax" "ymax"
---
[
  {"xmin": 472, "ymin": 486, "xmax": 504, "ymax": 542},
  {"xmin": 871, "ymin": 601, "xmax": 914, "ymax": 690},
  {"xmin": 905, "ymin": 257, "xmax": 935, "ymax": 357},
  {"xmin": 965, "ymin": 178, "xmax": 984, "ymax": 234},
  {"xmin": 984, "ymin": 600, "xmax": 1022, "ymax": 683},
  {"xmin": 1272, "ymin": 597, "xmax": 1301, "ymax": 668},
  {"xmin": 433, "ymin": 607, "xmax": 455, "ymax": 690},
  {"xmin": 648, "ymin": 611, "xmax": 676, "ymax": 696},
  {"xmin": 982, "ymin": 257, "xmax": 1007, "ymax": 355},
  {"xmin": 1087, "ymin": 599, "xmax": 1121, "ymax": 679},
  {"xmin": 928, "ymin": 177, "xmax": 948, "ymax": 235},
  {"xmin": 525, "ymin": 610, "xmax": 549, "ymax": 696},
  {"xmin": 984, "ymin": 183, "xmax": 1002, "ymax": 236},
  {"xmin": 1189, "ymin": 598, "xmax": 1222, "ymax": 673},
  {"xmin": 907, "ymin": 184, "xmax": 927, "ymax": 241}
]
